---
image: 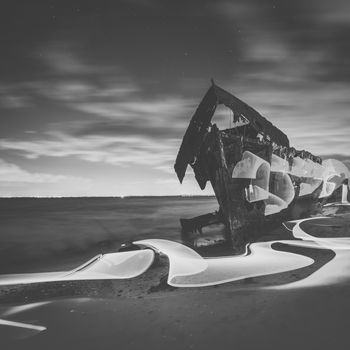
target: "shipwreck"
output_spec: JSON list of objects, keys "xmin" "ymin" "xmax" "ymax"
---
[{"xmin": 175, "ymin": 82, "xmax": 350, "ymax": 248}]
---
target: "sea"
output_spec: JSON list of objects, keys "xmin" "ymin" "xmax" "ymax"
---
[{"xmin": 0, "ymin": 196, "xmax": 219, "ymax": 274}]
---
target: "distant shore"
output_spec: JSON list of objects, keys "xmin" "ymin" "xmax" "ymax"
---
[{"xmin": 0, "ymin": 195, "xmax": 216, "ymax": 199}]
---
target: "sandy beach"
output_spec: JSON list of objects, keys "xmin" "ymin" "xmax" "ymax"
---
[{"xmin": 1, "ymin": 197, "xmax": 350, "ymax": 350}]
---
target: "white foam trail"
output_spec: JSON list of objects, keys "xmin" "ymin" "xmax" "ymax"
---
[
  {"xmin": 0, "ymin": 304, "xmax": 47, "ymax": 338},
  {"xmin": 0, "ymin": 272, "xmax": 65, "ymax": 286},
  {"xmin": 324, "ymin": 202, "xmax": 350, "ymax": 207},
  {"xmin": 64, "ymin": 249, "xmax": 154, "ymax": 280},
  {"xmin": 276, "ymin": 250, "xmax": 350, "ymax": 288},
  {"xmin": 268, "ymin": 216, "xmax": 350, "ymax": 289},
  {"xmin": 291, "ymin": 217, "xmax": 350, "ymax": 250},
  {"xmin": 2, "ymin": 301, "xmax": 51, "ymax": 317},
  {"xmin": 135, "ymin": 239, "xmax": 208, "ymax": 278},
  {"xmin": 282, "ymin": 221, "xmax": 295, "ymax": 232},
  {"xmin": 134, "ymin": 239, "xmax": 314, "ymax": 287},
  {"xmin": 0, "ymin": 249, "xmax": 155, "ymax": 286},
  {"xmin": 0, "ymin": 319, "xmax": 46, "ymax": 332}
]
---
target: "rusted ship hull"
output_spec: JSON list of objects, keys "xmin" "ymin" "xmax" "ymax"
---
[{"xmin": 175, "ymin": 83, "xmax": 350, "ymax": 248}]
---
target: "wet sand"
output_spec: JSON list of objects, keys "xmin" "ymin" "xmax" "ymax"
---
[
  {"xmin": 2, "ymin": 285, "xmax": 350, "ymax": 350},
  {"xmin": 1, "ymin": 198, "xmax": 350, "ymax": 349}
]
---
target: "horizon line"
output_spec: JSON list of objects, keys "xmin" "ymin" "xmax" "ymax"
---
[{"xmin": 0, "ymin": 195, "xmax": 216, "ymax": 199}]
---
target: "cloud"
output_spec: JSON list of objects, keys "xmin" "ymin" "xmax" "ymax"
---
[
  {"xmin": 33, "ymin": 81, "xmax": 96, "ymax": 101},
  {"xmin": 29, "ymin": 78, "xmax": 139, "ymax": 102},
  {"xmin": 0, "ymin": 158, "xmax": 88, "ymax": 184},
  {"xmin": 153, "ymin": 164, "xmax": 175, "ymax": 174},
  {"xmin": 311, "ymin": 0, "xmax": 350, "ymax": 24},
  {"xmin": 3, "ymin": 43, "xmax": 138, "ymax": 105},
  {"xmin": 23, "ymin": 45, "xmax": 194, "ymax": 129},
  {"xmin": 0, "ymin": 132, "xmax": 178, "ymax": 167},
  {"xmin": 0, "ymin": 85, "xmax": 31, "ymax": 109},
  {"xmin": 38, "ymin": 43, "xmax": 101, "ymax": 75},
  {"xmin": 69, "ymin": 120, "xmax": 181, "ymax": 140},
  {"xmin": 0, "ymin": 94, "xmax": 29, "ymax": 109},
  {"xmin": 207, "ymin": 1, "xmax": 350, "ymax": 159},
  {"xmin": 0, "ymin": 38, "xmax": 193, "ymax": 173},
  {"xmin": 214, "ymin": 0, "xmax": 350, "ymax": 86},
  {"xmin": 72, "ymin": 97, "xmax": 194, "ymax": 128},
  {"xmin": 227, "ymin": 84, "xmax": 350, "ymax": 156}
]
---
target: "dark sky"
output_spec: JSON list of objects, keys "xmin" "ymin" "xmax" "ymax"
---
[{"xmin": 1, "ymin": 0, "xmax": 350, "ymax": 196}]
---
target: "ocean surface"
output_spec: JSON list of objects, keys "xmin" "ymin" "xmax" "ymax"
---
[{"xmin": 0, "ymin": 196, "xmax": 219, "ymax": 273}]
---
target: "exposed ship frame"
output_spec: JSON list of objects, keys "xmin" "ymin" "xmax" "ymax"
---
[{"xmin": 175, "ymin": 81, "xmax": 349, "ymax": 248}]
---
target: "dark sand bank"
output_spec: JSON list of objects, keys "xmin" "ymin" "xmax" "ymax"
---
[{"xmin": 1, "ymin": 198, "xmax": 350, "ymax": 349}]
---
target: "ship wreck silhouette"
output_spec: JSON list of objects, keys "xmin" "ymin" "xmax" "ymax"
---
[{"xmin": 175, "ymin": 82, "xmax": 350, "ymax": 248}]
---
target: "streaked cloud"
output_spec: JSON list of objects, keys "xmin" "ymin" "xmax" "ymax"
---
[
  {"xmin": 0, "ymin": 94, "xmax": 29, "ymax": 109},
  {"xmin": 0, "ymin": 132, "xmax": 176, "ymax": 167},
  {"xmin": 72, "ymin": 98, "xmax": 194, "ymax": 129},
  {"xmin": 0, "ymin": 85, "xmax": 31, "ymax": 109},
  {"xmin": 38, "ymin": 42, "xmax": 103, "ymax": 76},
  {"xmin": 0, "ymin": 158, "xmax": 88, "ymax": 184},
  {"xmin": 312, "ymin": 0, "xmax": 350, "ymax": 24}
]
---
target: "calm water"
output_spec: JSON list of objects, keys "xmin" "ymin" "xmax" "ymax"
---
[{"xmin": 0, "ymin": 197, "xmax": 218, "ymax": 273}]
